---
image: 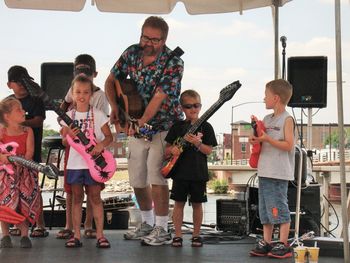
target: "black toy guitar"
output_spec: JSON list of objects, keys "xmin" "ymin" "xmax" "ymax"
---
[{"xmin": 161, "ymin": 80, "xmax": 242, "ymax": 178}]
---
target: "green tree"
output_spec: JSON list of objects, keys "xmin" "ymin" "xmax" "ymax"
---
[
  {"xmin": 41, "ymin": 125, "xmax": 60, "ymax": 161},
  {"xmin": 324, "ymin": 128, "xmax": 350, "ymax": 148}
]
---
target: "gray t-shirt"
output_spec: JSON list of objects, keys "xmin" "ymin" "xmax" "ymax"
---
[{"xmin": 257, "ymin": 110, "xmax": 295, "ymax": 181}]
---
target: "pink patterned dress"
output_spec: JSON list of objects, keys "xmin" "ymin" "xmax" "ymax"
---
[{"xmin": 0, "ymin": 127, "xmax": 41, "ymax": 224}]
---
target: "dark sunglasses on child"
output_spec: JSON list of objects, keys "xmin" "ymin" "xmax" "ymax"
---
[{"xmin": 182, "ymin": 103, "xmax": 202, "ymax": 109}]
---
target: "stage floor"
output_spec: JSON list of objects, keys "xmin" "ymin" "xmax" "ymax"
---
[{"xmin": 0, "ymin": 229, "xmax": 344, "ymax": 263}]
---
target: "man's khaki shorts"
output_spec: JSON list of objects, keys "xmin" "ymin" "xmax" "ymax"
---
[{"xmin": 127, "ymin": 131, "xmax": 168, "ymax": 188}]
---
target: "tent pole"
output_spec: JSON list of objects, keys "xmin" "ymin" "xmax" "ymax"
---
[
  {"xmin": 334, "ymin": 0, "xmax": 349, "ymax": 262},
  {"xmin": 272, "ymin": 1, "xmax": 280, "ymax": 80}
]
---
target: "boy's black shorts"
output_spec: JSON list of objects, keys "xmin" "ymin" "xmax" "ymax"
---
[{"xmin": 170, "ymin": 180, "xmax": 207, "ymax": 203}]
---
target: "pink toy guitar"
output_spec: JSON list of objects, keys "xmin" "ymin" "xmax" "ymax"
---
[
  {"xmin": 21, "ymin": 77, "xmax": 116, "ymax": 183},
  {"xmin": 0, "ymin": 142, "xmax": 59, "ymax": 179},
  {"xmin": 66, "ymin": 129, "xmax": 116, "ymax": 183}
]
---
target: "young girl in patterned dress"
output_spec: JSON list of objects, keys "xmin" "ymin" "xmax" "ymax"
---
[{"xmin": 0, "ymin": 97, "xmax": 41, "ymax": 248}]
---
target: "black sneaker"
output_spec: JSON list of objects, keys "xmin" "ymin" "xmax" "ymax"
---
[
  {"xmin": 268, "ymin": 242, "xmax": 293, "ymax": 258},
  {"xmin": 249, "ymin": 240, "xmax": 272, "ymax": 257}
]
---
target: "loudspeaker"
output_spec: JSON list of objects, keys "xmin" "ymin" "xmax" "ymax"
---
[
  {"xmin": 41, "ymin": 62, "xmax": 74, "ymax": 104},
  {"xmin": 248, "ymin": 185, "xmax": 321, "ymax": 236},
  {"xmin": 216, "ymin": 199, "xmax": 248, "ymax": 235},
  {"xmin": 287, "ymin": 56, "xmax": 327, "ymax": 108}
]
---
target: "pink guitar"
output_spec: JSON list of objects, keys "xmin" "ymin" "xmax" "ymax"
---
[
  {"xmin": 21, "ymin": 77, "xmax": 116, "ymax": 183},
  {"xmin": 66, "ymin": 129, "xmax": 116, "ymax": 183},
  {"xmin": 0, "ymin": 142, "xmax": 59, "ymax": 179}
]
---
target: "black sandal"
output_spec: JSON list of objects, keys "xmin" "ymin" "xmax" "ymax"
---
[
  {"xmin": 65, "ymin": 237, "xmax": 82, "ymax": 248},
  {"xmin": 96, "ymin": 237, "xmax": 110, "ymax": 248},
  {"xmin": 191, "ymin": 236, "xmax": 203, "ymax": 247},
  {"xmin": 30, "ymin": 228, "xmax": 49, "ymax": 238},
  {"xmin": 171, "ymin": 237, "xmax": 183, "ymax": 247}
]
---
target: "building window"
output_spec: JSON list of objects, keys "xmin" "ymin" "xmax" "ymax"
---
[{"xmin": 241, "ymin": 143, "xmax": 246, "ymax": 153}]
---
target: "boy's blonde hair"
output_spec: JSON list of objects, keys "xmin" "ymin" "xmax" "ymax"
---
[
  {"xmin": 71, "ymin": 74, "xmax": 93, "ymax": 93},
  {"xmin": 266, "ymin": 79, "xmax": 293, "ymax": 105},
  {"xmin": 180, "ymin": 89, "xmax": 201, "ymax": 105},
  {"xmin": 0, "ymin": 97, "xmax": 21, "ymax": 125}
]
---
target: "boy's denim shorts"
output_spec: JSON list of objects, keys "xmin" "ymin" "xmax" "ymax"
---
[{"xmin": 258, "ymin": 177, "xmax": 291, "ymax": 225}]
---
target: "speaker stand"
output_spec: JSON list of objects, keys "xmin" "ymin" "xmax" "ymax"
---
[{"xmin": 290, "ymin": 145, "xmax": 315, "ymax": 246}]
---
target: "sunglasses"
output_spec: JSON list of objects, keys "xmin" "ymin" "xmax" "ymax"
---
[{"xmin": 182, "ymin": 103, "xmax": 202, "ymax": 109}]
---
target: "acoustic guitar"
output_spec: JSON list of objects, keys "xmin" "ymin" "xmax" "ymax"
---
[
  {"xmin": 114, "ymin": 46, "xmax": 184, "ymax": 140},
  {"xmin": 0, "ymin": 141, "xmax": 59, "ymax": 179},
  {"xmin": 21, "ymin": 77, "xmax": 116, "ymax": 183},
  {"xmin": 248, "ymin": 115, "xmax": 266, "ymax": 168},
  {"xmin": 161, "ymin": 80, "xmax": 242, "ymax": 178}
]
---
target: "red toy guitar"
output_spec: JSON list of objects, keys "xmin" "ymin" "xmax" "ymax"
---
[{"xmin": 249, "ymin": 115, "xmax": 266, "ymax": 168}]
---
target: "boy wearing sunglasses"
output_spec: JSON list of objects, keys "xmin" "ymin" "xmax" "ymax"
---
[{"xmin": 164, "ymin": 90, "xmax": 217, "ymax": 248}]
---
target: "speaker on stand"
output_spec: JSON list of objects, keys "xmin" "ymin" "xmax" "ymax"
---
[
  {"xmin": 287, "ymin": 56, "xmax": 327, "ymax": 109},
  {"xmin": 41, "ymin": 62, "xmax": 74, "ymax": 109}
]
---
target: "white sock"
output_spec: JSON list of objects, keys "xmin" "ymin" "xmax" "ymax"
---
[
  {"xmin": 155, "ymin": 215, "xmax": 169, "ymax": 231},
  {"xmin": 141, "ymin": 209, "xmax": 154, "ymax": 226}
]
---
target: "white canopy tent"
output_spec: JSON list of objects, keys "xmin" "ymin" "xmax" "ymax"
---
[{"xmin": 4, "ymin": 0, "xmax": 348, "ymax": 260}]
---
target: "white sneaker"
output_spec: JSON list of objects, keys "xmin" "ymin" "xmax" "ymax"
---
[
  {"xmin": 124, "ymin": 222, "xmax": 153, "ymax": 240},
  {"xmin": 141, "ymin": 226, "xmax": 172, "ymax": 246}
]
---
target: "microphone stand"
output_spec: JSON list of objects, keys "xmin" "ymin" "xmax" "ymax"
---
[{"xmin": 281, "ymin": 37, "xmax": 286, "ymax": 80}]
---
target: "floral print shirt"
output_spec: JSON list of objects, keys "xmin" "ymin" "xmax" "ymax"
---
[{"xmin": 111, "ymin": 44, "xmax": 184, "ymax": 131}]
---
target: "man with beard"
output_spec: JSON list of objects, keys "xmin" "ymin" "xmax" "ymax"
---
[{"xmin": 105, "ymin": 16, "xmax": 184, "ymax": 246}]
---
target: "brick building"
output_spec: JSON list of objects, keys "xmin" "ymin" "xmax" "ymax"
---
[{"xmin": 223, "ymin": 121, "xmax": 350, "ymax": 164}]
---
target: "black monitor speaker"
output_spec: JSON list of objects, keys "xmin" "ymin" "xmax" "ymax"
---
[
  {"xmin": 287, "ymin": 56, "xmax": 327, "ymax": 108},
  {"xmin": 41, "ymin": 62, "xmax": 74, "ymax": 105},
  {"xmin": 248, "ymin": 185, "xmax": 320, "ymax": 236}
]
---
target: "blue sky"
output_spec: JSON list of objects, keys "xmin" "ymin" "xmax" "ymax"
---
[{"xmin": 0, "ymin": 0, "xmax": 349, "ymax": 134}]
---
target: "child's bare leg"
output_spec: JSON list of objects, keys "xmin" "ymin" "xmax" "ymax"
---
[
  {"xmin": 71, "ymin": 185, "xmax": 84, "ymax": 240},
  {"xmin": 65, "ymin": 192, "xmax": 73, "ymax": 230},
  {"xmin": 1, "ymin": 221, "xmax": 10, "ymax": 236},
  {"xmin": 86, "ymin": 185, "xmax": 103, "ymax": 239},
  {"xmin": 16, "ymin": 221, "xmax": 29, "ymax": 237},
  {"xmin": 192, "ymin": 202, "xmax": 203, "ymax": 237},
  {"xmin": 279, "ymin": 222, "xmax": 290, "ymax": 244},
  {"xmin": 263, "ymin": 224, "xmax": 274, "ymax": 243},
  {"xmin": 84, "ymin": 197, "xmax": 94, "ymax": 230},
  {"xmin": 172, "ymin": 201, "xmax": 185, "ymax": 238}
]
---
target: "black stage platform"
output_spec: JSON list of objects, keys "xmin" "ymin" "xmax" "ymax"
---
[{"xmin": 0, "ymin": 229, "xmax": 343, "ymax": 263}]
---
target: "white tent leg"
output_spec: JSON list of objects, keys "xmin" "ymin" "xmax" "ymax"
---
[{"xmin": 334, "ymin": 0, "xmax": 349, "ymax": 262}]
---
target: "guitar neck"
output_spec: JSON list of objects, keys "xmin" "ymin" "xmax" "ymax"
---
[
  {"xmin": 21, "ymin": 77, "xmax": 90, "ymax": 146},
  {"xmin": 177, "ymin": 80, "xmax": 241, "ymax": 148},
  {"xmin": 9, "ymin": 156, "xmax": 44, "ymax": 173},
  {"xmin": 178, "ymin": 99, "xmax": 226, "ymax": 148}
]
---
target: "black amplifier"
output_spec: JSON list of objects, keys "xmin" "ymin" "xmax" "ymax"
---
[{"xmin": 216, "ymin": 199, "xmax": 247, "ymax": 235}]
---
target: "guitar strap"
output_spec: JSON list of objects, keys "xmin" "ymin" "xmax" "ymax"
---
[{"xmin": 150, "ymin": 49, "xmax": 179, "ymax": 97}]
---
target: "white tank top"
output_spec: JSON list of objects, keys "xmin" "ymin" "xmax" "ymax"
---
[{"xmin": 257, "ymin": 110, "xmax": 295, "ymax": 181}]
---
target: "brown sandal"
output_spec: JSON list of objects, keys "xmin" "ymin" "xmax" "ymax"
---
[
  {"xmin": 56, "ymin": 229, "xmax": 74, "ymax": 239},
  {"xmin": 9, "ymin": 227, "xmax": 21, "ymax": 236},
  {"xmin": 30, "ymin": 228, "xmax": 49, "ymax": 238},
  {"xmin": 84, "ymin": 229, "xmax": 96, "ymax": 239}
]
